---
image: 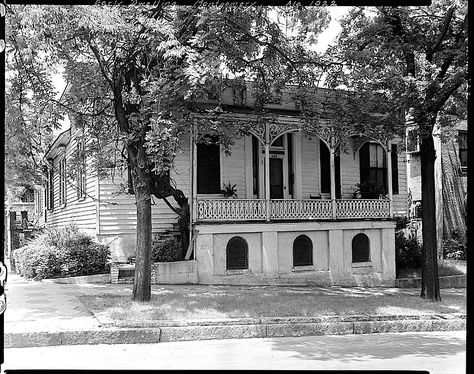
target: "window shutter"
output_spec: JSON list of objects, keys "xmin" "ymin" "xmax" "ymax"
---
[
  {"xmin": 320, "ymin": 140, "xmax": 330, "ymax": 193},
  {"xmin": 359, "ymin": 143, "xmax": 370, "ymax": 183},
  {"xmin": 335, "ymin": 153, "xmax": 341, "ymax": 199},
  {"xmin": 197, "ymin": 140, "xmax": 220, "ymax": 194},
  {"xmin": 391, "ymin": 144, "xmax": 399, "ymax": 194},
  {"xmin": 293, "ymin": 235, "xmax": 313, "ymax": 266},
  {"xmin": 226, "ymin": 237, "xmax": 248, "ymax": 270}
]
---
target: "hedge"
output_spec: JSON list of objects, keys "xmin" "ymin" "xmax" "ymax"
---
[{"xmin": 14, "ymin": 224, "xmax": 110, "ymax": 280}]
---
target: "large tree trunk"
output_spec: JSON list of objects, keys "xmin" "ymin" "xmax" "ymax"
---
[
  {"xmin": 442, "ymin": 138, "xmax": 467, "ymax": 241},
  {"xmin": 419, "ymin": 130, "xmax": 441, "ymax": 301},
  {"xmin": 130, "ymin": 142, "xmax": 152, "ymax": 302}
]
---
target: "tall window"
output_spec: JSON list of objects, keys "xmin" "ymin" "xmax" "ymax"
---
[
  {"xmin": 47, "ymin": 167, "xmax": 54, "ymax": 210},
  {"xmin": 352, "ymin": 233, "xmax": 370, "ymax": 263},
  {"xmin": 59, "ymin": 158, "xmax": 67, "ymax": 206},
  {"xmin": 293, "ymin": 235, "xmax": 313, "ymax": 267},
  {"xmin": 197, "ymin": 136, "xmax": 220, "ymax": 194},
  {"xmin": 459, "ymin": 131, "xmax": 467, "ymax": 170},
  {"xmin": 252, "ymin": 135, "xmax": 260, "ymax": 196},
  {"xmin": 360, "ymin": 142, "xmax": 387, "ymax": 189},
  {"xmin": 391, "ymin": 144, "xmax": 399, "ymax": 195},
  {"xmin": 77, "ymin": 138, "xmax": 86, "ymax": 199},
  {"xmin": 226, "ymin": 236, "xmax": 248, "ymax": 270}
]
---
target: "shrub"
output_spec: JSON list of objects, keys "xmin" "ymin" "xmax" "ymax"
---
[
  {"xmin": 395, "ymin": 231, "xmax": 422, "ymax": 271},
  {"xmin": 151, "ymin": 237, "xmax": 184, "ymax": 262},
  {"xmin": 352, "ymin": 180, "xmax": 388, "ymax": 199},
  {"xmin": 443, "ymin": 230, "xmax": 467, "ymax": 260},
  {"xmin": 13, "ymin": 224, "xmax": 110, "ymax": 280}
]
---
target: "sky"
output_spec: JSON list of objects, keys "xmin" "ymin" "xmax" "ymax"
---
[{"xmin": 52, "ymin": 6, "xmax": 351, "ymax": 135}]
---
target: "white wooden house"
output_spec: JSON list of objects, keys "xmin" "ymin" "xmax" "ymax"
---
[{"xmin": 40, "ymin": 85, "xmax": 408, "ymax": 286}]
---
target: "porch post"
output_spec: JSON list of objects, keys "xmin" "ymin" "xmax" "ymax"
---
[
  {"xmin": 265, "ymin": 124, "xmax": 271, "ymax": 221},
  {"xmin": 387, "ymin": 142, "xmax": 394, "ymax": 218},
  {"xmin": 330, "ymin": 138, "xmax": 337, "ymax": 220},
  {"xmin": 191, "ymin": 125, "xmax": 198, "ymax": 223},
  {"xmin": 185, "ymin": 124, "xmax": 198, "ymax": 261}
]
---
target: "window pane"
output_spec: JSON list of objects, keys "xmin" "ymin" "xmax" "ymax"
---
[
  {"xmin": 369, "ymin": 144, "xmax": 377, "ymax": 168},
  {"xmin": 377, "ymin": 145, "xmax": 385, "ymax": 168}
]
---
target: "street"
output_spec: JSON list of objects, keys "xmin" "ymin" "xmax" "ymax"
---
[{"xmin": 3, "ymin": 330, "xmax": 465, "ymax": 373}]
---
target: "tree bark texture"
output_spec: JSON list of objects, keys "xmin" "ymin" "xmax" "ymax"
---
[
  {"xmin": 442, "ymin": 138, "xmax": 467, "ymax": 241},
  {"xmin": 130, "ymin": 142, "xmax": 152, "ymax": 302},
  {"xmin": 420, "ymin": 132, "xmax": 441, "ymax": 301}
]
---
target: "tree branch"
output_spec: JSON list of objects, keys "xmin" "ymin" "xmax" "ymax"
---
[{"xmin": 426, "ymin": 6, "xmax": 455, "ymax": 63}]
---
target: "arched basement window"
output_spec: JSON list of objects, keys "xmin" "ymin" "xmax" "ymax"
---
[
  {"xmin": 352, "ymin": 233, "xmax": 370, "ymax": 263},
  {"xmin": 226, "ymin": 236, "xmax": 248, "ymax": 270},
  {"xmin": 293, "ymin": 235, "xmax": 313, "ymax": 266}
]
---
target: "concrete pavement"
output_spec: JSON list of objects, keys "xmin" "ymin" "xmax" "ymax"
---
[
  {"xmin": 3, "ymin": 270, "xmax": 467, "ymax": 348},
  {"xmin": 4, "ymin": 331, "xmax": 466, "ymax": 373}
]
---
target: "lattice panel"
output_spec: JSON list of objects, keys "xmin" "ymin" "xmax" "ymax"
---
[
  {"xmin": 197, "ymin": 199, "xmax": 267, "ymax": 221},
  {"xmin": 270, "ymin": 200, "xmax": 333, "ymax": 220},
  {"xmin": 336, "ymin": 199, "xmax": 390, "ymax": 219}
]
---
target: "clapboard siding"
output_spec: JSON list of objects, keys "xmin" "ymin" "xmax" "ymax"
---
[
  {"xmin": 301, "ymin": 135, "xmax": 319, "ymax": 198},
  {"xmin": 98, "ymin": 169, "xmax": 178, "ymax": 235},
  {"xmin": 46, "ymin": 135, "xmax": 98, "ymax": 235},
  {"xmin": 171, "ymin": 133, "xmax": 191, "ymax": 196},
  {"xmin": 222, "ymin": 137, "xmax": 247, "ymax": 199}
]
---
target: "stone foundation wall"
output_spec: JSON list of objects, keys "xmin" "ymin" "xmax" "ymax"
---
[{"xmin": 110, "ymin": 260, "xmax": 198, "ymax": 284}]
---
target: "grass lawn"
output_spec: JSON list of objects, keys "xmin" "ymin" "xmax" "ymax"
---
[{"xmin": 80, "ymin": 285, "xmax": 466, "ymax": 327}]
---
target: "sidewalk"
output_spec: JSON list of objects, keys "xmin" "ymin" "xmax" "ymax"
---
[{"xmin": 3, "ymin": 271, "xmax": 466, "ymax": 348}]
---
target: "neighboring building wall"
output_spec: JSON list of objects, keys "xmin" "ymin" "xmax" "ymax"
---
[
  {"xmin": 46, "ymin": 134, "xmax": 98, "ymax": 237},
  {"xmin": 195, "ymin": 221, "xmax": 396, "ymax": 286}
]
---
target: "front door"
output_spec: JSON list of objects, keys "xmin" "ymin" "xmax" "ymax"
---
[{"xmin": 270, "ymin": 157, "xmax": 284, "ymax": 199}]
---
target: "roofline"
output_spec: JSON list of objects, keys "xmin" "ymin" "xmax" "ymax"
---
[{"xmin": 44, "ymin": 128, "xmax": 71, "ymax": 160}]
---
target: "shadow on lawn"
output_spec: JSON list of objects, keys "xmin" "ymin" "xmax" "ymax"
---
[
  {"xmin": 80, "ymin": 285, "xmax": 466, "ymax": 323},
  {"xmin": 269, "ymin": 331, "xmax": 466, "ymax": 362}
]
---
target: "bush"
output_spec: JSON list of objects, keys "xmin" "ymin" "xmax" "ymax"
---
[
  {"xmin": 13, "ymin": 224, "xmax": 110, "ymax": 280},
  {"xmin": 443, "ymin": 230, "xmax": 466, "ymax": 260},
  {"xmin": 395, "ymin": 231, "xmax": 422, "ymax": 271},
  {"xmin": 352, "ymin": 180, "xmax": 388, "ymax": 199},
  {"xmin": 151, "ymin": 237, "xmax": 184, "ymax": 262}
]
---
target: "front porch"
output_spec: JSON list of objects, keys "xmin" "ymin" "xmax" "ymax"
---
[{"xmin": 196, "ymin": 198, "xmax": 391, "ymax": 222}]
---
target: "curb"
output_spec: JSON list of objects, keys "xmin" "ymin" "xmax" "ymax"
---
[
  {"xmin": 5, "ymin": 314, "xmax": 466, "ymax": 348},
  {"xmin": 41, "ymin": 274, "xmax": 110, "ymax": 284}
]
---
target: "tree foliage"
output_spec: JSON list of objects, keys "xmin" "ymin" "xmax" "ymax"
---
[
  {"xmin": 328, "ymin": 1, "xmax": 468, "ymax": 301},
  {"xmin": 7, "ymin": 4, "xmax": 336, "ymax": 301}
]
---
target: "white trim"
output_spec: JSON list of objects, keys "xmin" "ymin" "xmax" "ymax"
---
[
  {"xmin": 196, "ymin": 220, "xmax": 395, "ymax": 235},
  {"xmin": 351, "ymin": 261, "xmax": 372, "ymax": 268},
  {"xmin": 291, "ymin": 265, "xmax": 315, "ymax": 272}
]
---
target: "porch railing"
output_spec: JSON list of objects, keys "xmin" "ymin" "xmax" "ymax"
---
[
  {"xmin": 335, "ymin": 199, "xmax": 391, "ymax": 219},
  {"xmin": 196, "ymin": 198, "xmax": 391, "ymax": 222},
  {"xmin": 197, "ymin": 199, "xmax": 267, "ymax": 221},
  {"xmin": 271, "ymin": 199, "xmax": 333, "ymax": 220}
]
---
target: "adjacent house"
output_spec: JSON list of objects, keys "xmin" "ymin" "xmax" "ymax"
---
[
  {"xmin": 39, "ymin": 84, "xmax": 408, "ymax": 287},
  {"xmin": 406, "ymin": 119, "xmax": 467, "ymax": 254}
]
